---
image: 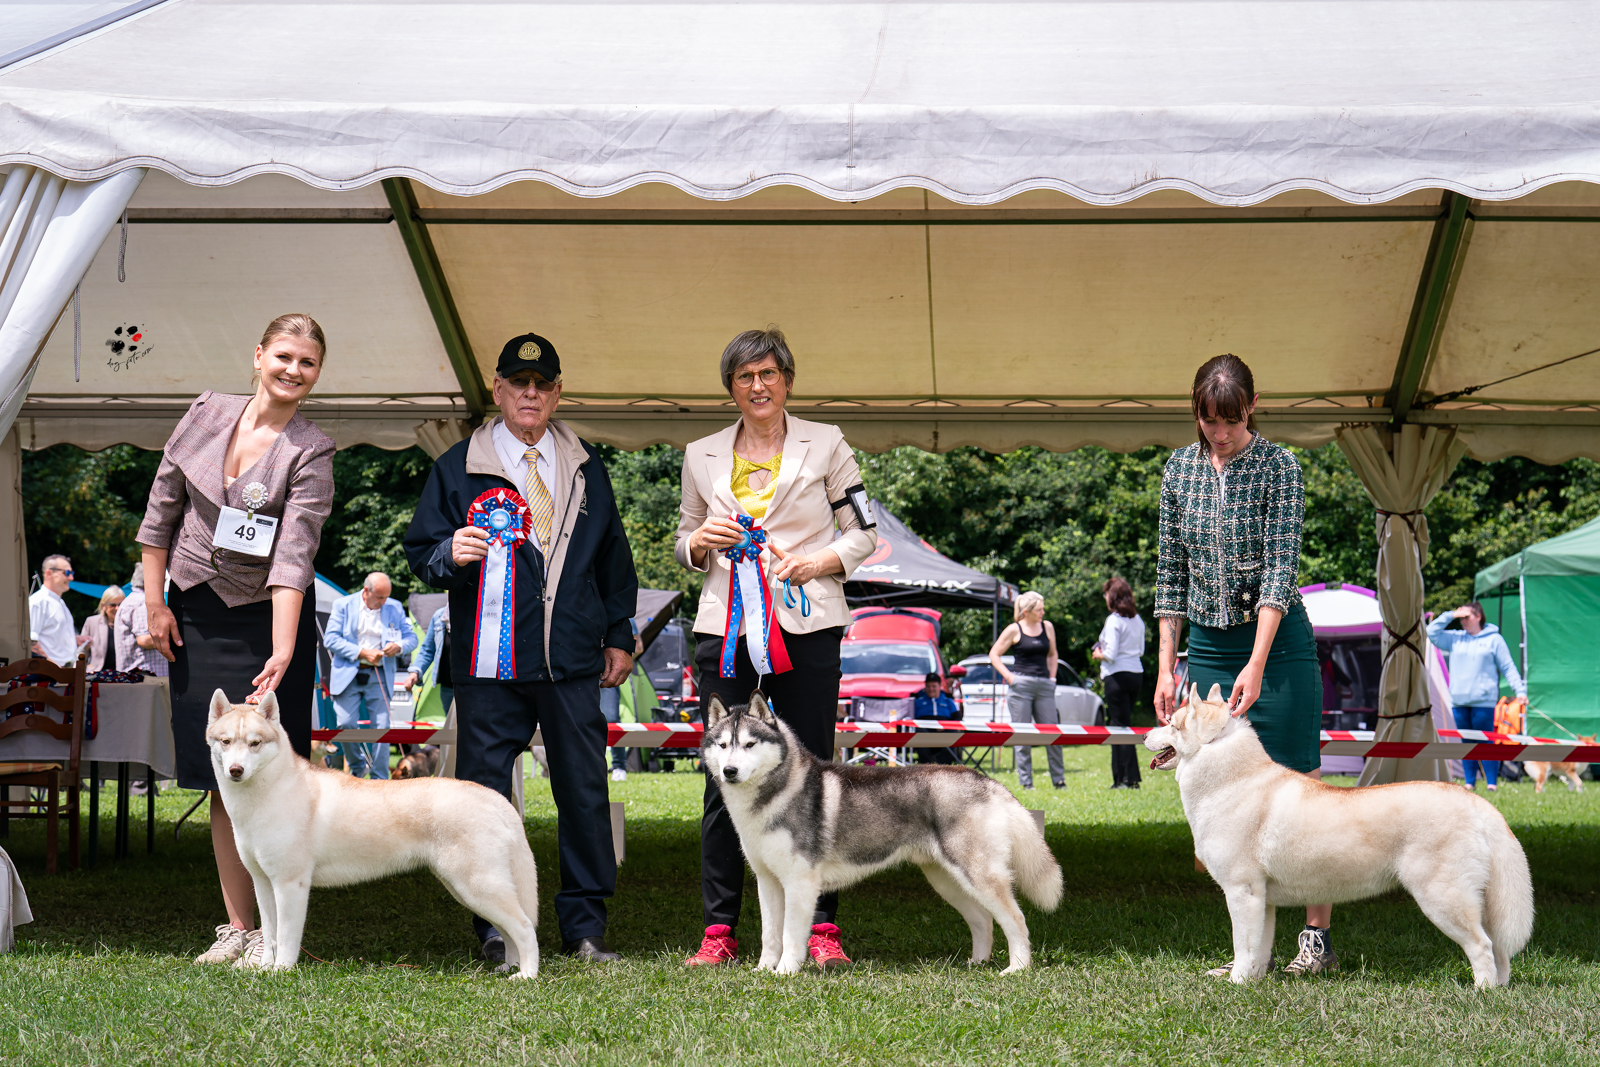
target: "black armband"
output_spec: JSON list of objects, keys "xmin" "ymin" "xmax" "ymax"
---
[{"xmin": 830, "ymin": 483, "xmax": 876, "ymax": 529}]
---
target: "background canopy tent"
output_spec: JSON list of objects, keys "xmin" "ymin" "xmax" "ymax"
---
[
  {"xmin": 845, "ymin": 502, "xmax": 1017, "ymax": 611},
  {"xmin": 3, "ymin": 1, "xmax": 1600, "ymax": 748},
  {"xmin": 1476, "ymin": 516, "xmax": 1600, "ymax": 740}
]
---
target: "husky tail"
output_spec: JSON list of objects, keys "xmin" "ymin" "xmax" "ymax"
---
[
  {"xmin": 1484, "ymin": 814, "xmax": 1534, "ymax": 970},
  {"xmin": 1008, "ymin": 804, "xmax": 1063, "ymax": 911}
]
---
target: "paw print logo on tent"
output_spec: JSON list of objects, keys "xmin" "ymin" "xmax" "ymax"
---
[{"xmin": 106, "ymin": 324, "xmax": 153, "ymax": 371}]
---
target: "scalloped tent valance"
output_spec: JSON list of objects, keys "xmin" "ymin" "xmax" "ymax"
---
[{"xmin": 4, "ymin": 0, "xmax": 1600, "ymax": 205}]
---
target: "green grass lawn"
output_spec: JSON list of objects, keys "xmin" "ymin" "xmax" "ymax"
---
[{"xmin": 3, "ymin": 749, "xmax": 1597, "ymax": 1065}]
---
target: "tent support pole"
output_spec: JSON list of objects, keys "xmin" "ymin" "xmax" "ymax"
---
[
  {"xmin": 1385, "ymin": 192, "xmax": 1473, "ymax": 425},
  {"xmin": 383, "ymin": 178, "xmax": 489, "ymax": 422}
]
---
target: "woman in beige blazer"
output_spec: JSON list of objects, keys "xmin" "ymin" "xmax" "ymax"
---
[
  {"xmin": 136, "ymin": 313, "xmax": 335, "ymax": 968},
  {"xmin": 676, "ymin": 326, "xmax": 878, "ymax": 970}
]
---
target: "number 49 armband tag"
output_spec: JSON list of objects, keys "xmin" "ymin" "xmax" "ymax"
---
[{"xmin": 212, "ymin": 505, "xmax": 278, "ymax": 557}]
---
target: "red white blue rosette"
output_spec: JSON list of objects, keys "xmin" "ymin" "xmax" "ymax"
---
[
  {"xmin": 468, "ymin": 488, "xmax": 530, "ymax": 679},
  {"xmin": 720, "ymin": 514, "xmax": 793, "ymax": 679}
]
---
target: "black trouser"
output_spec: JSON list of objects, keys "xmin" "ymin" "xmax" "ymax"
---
[
  {"xmin": 695, "ymin": 627, "xmax": 843, "ymax": 931},
  {"xmin": 454, "ymin": 676, "xmax": 615, "ymax": 943},
  {"xmin": 1104, "ymin": 670, "xmax": 1143, "ymax": 786}
]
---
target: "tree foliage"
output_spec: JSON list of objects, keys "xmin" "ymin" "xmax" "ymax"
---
[{"xmin": 22, "ymin": 439, "xmax": 1600, "ymax": 652}]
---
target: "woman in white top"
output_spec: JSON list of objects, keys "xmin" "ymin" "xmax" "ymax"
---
[{"xmin": 1092, "ymin": 576, "xmax": 1146, "ymax": 789}]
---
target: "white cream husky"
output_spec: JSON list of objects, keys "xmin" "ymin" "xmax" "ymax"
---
[
  {"xmin": 1144, "ymin": 684, "xmax": 1533, "ymax": 987},
  {"xmin": 206, "ymin": 690, "xmax": 540, "ymax": 976},
  {"xmin": 702, "ymin": 693, "xmax": 1062, "ymax": 974}
]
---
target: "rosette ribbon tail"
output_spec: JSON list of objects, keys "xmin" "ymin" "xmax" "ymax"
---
[
  {"xmin": 719, "ymin": 516, "xmax": 793, "ymax": 679},
  {"xmin": 466, "ymin": 488, "xmax": 531, "ymax": 680}
]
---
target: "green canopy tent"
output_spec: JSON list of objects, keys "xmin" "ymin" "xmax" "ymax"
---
[{"xmin": 1475, "ymin": 517, "xmax": 1600, "ymax": 739}]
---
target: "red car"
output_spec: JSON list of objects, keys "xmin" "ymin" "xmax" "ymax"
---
[{"xmin": 837, "ymin": 607, "xmax": 949, "ymax": 719}]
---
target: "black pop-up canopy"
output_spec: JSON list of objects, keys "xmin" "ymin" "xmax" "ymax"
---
[{"xmin": 844, "ymin": 502, "xmax": 1017, "ymax": 612}]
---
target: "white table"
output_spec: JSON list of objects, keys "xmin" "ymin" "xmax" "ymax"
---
[{"xmin": 0, "ymin": 678, "xmax": 174, "ymax": 864}]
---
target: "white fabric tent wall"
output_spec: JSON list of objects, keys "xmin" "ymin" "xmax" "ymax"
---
[
  {"xmin": 1337, "ymin": 424, "xmax": 1471, "ymax": 786},
  {"xmin": 0, "ymin": 165, "xmax": 144, "ymax": 655},
  {"xmin": 1, "ymin": 165, "xmax": 145, "ymax": 435}
]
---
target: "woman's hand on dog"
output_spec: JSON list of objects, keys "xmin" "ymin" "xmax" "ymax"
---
[
  {"xmin": 249, "ymin": 650, "xmax": 292, "ymax": 702},
  {"xmin": 1228, "ymin": 660, "xmax": 1265, "ymax": 717},
  {"xmin": 145, "ymin": 601, "xmax": 181, "ymax": 662}
]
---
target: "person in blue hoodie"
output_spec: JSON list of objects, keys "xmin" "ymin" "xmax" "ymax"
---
[{"xmin": 1426, "ymin": 601, "xmax": 1526, "ymax": 792}]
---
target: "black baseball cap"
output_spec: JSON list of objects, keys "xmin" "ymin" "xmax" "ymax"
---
[
  {"xmin": 495, "ymin": 332, "xmax": 561, "ymax": 382},
  {"xmin": 925, "ymin": 672, "xmax": 943, "ymax": 685}
]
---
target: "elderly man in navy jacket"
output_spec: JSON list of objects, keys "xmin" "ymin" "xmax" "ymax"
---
[{"xmin": 405, "ymin": 332, "xmax": 637, "ymax": 965}]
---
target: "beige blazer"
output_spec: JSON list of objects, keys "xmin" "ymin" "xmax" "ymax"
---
[
  {"xmin": 137, "ymin": 391, "xmax": 335, "ymax": 607},
  {"xmin": 675, "ymin": 415, "xmax": 877, "ymax": 636}
]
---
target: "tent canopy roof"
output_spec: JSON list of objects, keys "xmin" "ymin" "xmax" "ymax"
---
[
  {"xmin": 1476, "ymin": 516, "xmax": 1600, "ymax": 591},
  {"xmin": 5, "ymin": 1, "xmax": 1600, "ymax": 205},
  {"xmin": 5, "ymin": 2, "xmax": 1600, "ymax": 463},
  {"xmin": 845, "ymin": 502, "xmax": 1017, "ymax": 608}
]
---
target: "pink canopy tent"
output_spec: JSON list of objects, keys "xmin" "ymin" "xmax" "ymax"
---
[{"xmin": 1301, "ymin": 583, "xmax": 1458, "ymax": 777}]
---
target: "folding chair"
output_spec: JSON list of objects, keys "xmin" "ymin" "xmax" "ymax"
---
[{"xmin": 843, "ymin": 696, "xmax": 914, "ymax": 766}]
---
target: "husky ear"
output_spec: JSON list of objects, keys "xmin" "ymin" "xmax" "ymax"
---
[
  {"xmin": 748, "ymin": 690, "xmax": 777, "ymax": 724},
  {"xmin": 256, "ymin": 690, "xmax": 280, "ymax": 723},
  {"xmin": 208, "ymin": 690, "xmax": 232, "ymax": 725},
  {"xmin": 1196, "ymin": 695, "xmax": 1232, "ymax": 745},
  {"xmin": 1205, "ymin": 683, "xmax": 1224, "ymax": 704},
  {"xmin": 705, "ymin": 694, "xmax": 731, "ymax": 727}
]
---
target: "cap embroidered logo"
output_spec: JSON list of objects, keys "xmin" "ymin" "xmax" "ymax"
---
[{"xmin": 518, "ymin": 341, "xmax": 542, "ymax": 360}]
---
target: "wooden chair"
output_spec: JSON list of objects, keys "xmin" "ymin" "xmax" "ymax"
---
[{"xmin": 0, "ymin": 656, "xmax": 87, "ymax": 873}]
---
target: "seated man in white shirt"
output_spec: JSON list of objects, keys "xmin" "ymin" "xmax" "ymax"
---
[
  {"xmin": 323, "ymin": 572, "xmax": 419, "ymax": 778},
  {"xmin": 29, "ymin": 554, "xmax": 88, "ymax": 667}
]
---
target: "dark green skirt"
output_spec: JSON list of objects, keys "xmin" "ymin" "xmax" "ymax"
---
[{"xmin": 1186, "ymin": 603, "xmax": 1321, "ymax": 773}]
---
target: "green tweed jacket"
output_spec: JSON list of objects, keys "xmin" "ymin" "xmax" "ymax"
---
[{"xmin": 1154, "ymin": 435, "xmax": 1305, "ymax": 630}]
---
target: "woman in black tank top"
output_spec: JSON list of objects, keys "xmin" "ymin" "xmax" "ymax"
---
[
  {"xmin": 1010, "ymin": 628, "xmax": 1051, "ymax": 678},
  {"xmin": 987, "ymin": 590, "xmax": 1064, "ymax": 788}
]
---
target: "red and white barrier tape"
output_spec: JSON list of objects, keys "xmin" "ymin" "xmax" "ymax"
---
[{"xmin": 309, "ymin": 721, "xmax": 1599, "ymax": 760}]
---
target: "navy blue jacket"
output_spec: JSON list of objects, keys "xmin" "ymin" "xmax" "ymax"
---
[{"xmin": 404, "ymin": 419, "xmax": 637, "ymax": 683}]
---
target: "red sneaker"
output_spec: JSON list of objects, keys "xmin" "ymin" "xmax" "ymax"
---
[
  {"xmin": 683, "ymin": 925, "xmax": 737, "ymax": 966},
  {"xmin": 807, "ymin": 923, "xmax": 852, "ymax": 970}
]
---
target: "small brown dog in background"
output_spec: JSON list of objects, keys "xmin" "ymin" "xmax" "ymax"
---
[
  {"xmin": 1524, "ymin": 736, "xmax": 1594, "ymax": 794},
  {"xmin": 394, "ymin": 746, "xmax": 440, "ymax": 779}
]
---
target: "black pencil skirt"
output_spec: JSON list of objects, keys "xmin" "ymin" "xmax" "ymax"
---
[{"xmin": 169, "ymin": 580, "xmax": 316, "ymax": 792}]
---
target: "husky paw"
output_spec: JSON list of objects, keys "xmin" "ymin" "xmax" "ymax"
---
[
  {"xmin": 998, "ymin": 962, "xmax": 1029, "ymax": 975},
  {"xmin": 773, "ymin": 957, "xmax": 805, "ymax": 975},
  {"xmin": 756, "ymin": 954, "xmax": 779, "ymax": 971}
]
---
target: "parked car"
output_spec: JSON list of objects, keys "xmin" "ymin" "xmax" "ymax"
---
[
  {"xmin": 955, "ymin": 654, "xmax": 1102, "ymax": 725},
  {"xmin": 838, "ymin": 607, "xmax": 946, "ymax": 719}
]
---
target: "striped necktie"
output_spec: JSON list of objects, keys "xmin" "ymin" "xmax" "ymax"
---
[{"xmin": 524, "ymin": 446, "xmax": 554, "ymax": 558}]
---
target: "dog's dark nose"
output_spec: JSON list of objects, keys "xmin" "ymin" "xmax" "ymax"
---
[
  {"xmin": 229, "ymin": 765, "xmax": 244, "ymax": 780},
  {"xmin": 722, "ymin": 767, "xmax": 739, "ymax": 782}
]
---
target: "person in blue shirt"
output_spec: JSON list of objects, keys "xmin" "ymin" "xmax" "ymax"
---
[
  {"xmin": 914, "ymin": 672, "xmax": 961, "ymax": 765},
  {"xmin": 1426, "ymin": 601, "xmax": 1526, "ymax": 792}
]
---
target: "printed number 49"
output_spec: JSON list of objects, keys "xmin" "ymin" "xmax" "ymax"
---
[{"xmin": 234, "ymin": 525, "xmax": 255, "ymax": 541}]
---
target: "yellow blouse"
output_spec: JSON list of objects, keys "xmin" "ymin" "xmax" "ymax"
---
[{"xmin": 731, "ymin": 452, "xmax": 782, "ymax": 520}]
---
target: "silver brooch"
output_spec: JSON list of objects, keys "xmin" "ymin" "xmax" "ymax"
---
[{"xmin": 242, "ymin": 481, "xmax": 269, "ymax": 511}]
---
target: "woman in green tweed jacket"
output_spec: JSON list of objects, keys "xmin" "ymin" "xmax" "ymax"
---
[{"xmin": 1153, "ymin": 353, "xmax": 1336, "ymax": 979}]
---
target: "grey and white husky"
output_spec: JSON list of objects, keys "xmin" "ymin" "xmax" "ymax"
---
[{"xmin": 702, "ymin": 692, "xmax": 1063, "ymax": 973}]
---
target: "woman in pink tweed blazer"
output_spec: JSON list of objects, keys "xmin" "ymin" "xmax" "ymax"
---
[{"xmin": 136, "ymin": 314, "xmax": 335, "ymax": 967}]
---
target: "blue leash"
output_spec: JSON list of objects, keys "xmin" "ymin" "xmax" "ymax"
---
[{"xmin": 782, "ymin": 577, "xmax": 810, "ymax": 618}]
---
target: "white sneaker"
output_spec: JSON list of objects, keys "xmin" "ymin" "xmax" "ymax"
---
[
  {"xmin": 1282, "ymin": 927, "xmax": 1339, "ymax": 976},
  {"xmin": 234, "ymin": 928, "xmax": 269, "ymax": 969},
  {"xmin": 194, "ymin": 923, "xmax": 248, "ymax": 964},
  {"xmin": 611, "ymin": 768, "xmax": 627, "ymax": 782}
]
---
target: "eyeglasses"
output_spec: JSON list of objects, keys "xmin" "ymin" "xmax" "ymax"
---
[
  {"xmin": 50, "ymin": 568, "xmax": 74, "ymax": 577},
  {"xmin": 503, "ymin": 376, "xmax": 559, "ymax": 395},
  {"xmin": 733, "ymin": 367, "xmax": 784, "ymax": 389}
]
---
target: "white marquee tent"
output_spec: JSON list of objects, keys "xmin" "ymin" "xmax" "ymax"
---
[{"xmin": 3, "ymin": 1, "xmax": 1600, "ymax": 768}]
